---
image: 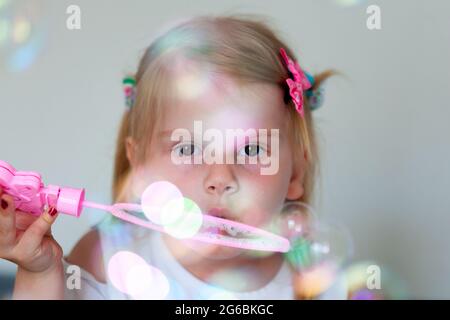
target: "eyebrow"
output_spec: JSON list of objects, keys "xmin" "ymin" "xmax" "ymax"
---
[{"xmin": 158, "ymin": 129, "xmax": 282, "ymax": 140}]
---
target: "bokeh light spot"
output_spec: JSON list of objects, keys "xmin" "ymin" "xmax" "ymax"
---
[
  {"xmin": 125, "ymin": 264, "xmax": 170, "ymax": 300},
  {"xmin": 108, "ymin": 251, "xmax": 170, "ymax": 300},
  {"xmin": 141, "ymin": 181, "xmax": 183, "ymax": 225},
  {"xmin": 13, "ymin": 16, "xmax": 30, "ymax": 44},
  {"xmin": 163, "ymin": 197, "xmax": 203, "ymax": 239}
]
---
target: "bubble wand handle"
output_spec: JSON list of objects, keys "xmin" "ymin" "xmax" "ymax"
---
[
  {"xmin": 0, "ymin": 159, "xmax": 290, "ymax": 253},
  {"xmin": 0, "ymin": 159, "xmax": 85, "ymax": 217}
]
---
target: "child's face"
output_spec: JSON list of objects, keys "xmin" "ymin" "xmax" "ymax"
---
[{"xmin": 128, "ymin": 72, "xmax": 305, "ymax": 257}]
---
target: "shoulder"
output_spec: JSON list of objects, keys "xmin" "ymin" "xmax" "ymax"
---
[{"xmin": 65, "ymin": 228, "xmax": 106, "ymax": 284}]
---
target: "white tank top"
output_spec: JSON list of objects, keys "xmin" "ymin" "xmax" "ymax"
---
[{"xmin": 64, "ymin": 219, "xmax": 347, "ymax": 300}]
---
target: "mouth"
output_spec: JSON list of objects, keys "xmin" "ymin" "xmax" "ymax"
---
[
  {"xmin": 203, "ymin": 207, "xmax": 248, "ymax": 238},
  {"xmin": 186, "ymin": 206, "xmax": 290, "ymax": 253},
  {"xmin": 206, "ymin": 207, "xmax": 233, "ymax": 219},
  {"xmin": 203, "ymin": 225, "xmax": 236, "ymax": 237}
]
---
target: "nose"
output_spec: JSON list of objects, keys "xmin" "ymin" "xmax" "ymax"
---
[{"xmin": 204, "ymin": 164, "xmax": 239, "ymax": 196}]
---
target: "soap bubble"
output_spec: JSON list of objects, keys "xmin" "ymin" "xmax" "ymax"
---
[
  {"xmin": 125, "ymin": 263, "xmax": 170, "ymax": 300},
  {"xmin": 0, "ymin": 0, "xmax": 48, "ymax": 72},
  {"xmin": 163, "ymin": 197, "xmax": 203, "ymax": 239},
  {"xmin": 306, "ymin": 221, "xmax": 352, "ymax": 269},
  {"xmin": 271, "ymin": 202, "xmax": 353, "ymax": 297},
  {"xmin": 247, "ymin": 202, "xmax": 316, "ymax": 259},
  {"xmin": 275, "ymin": 201, "xmax": 316, "ymax": 239},
  {"xmin": 141, "ymin": 182, "xmax": 203, "ymax": 238},
  {"xmin": 286, "ymin": 220, "xmax": 352, "ymax": 271},
  {"xmin": 107, "ymin": 251, "xmax": 170, "ymax": 300},
  {"xmin": 141, "ymin": 181, "xmax": 184, "ymax": 225},
  {"xmin": 271, "ymin": 202, "xmax": 352, "ymax": 271},
  {"xmin": 289, "ymin": 220, "xmax": 353, "ymax": 298},
  {"xmin": 292, "ymin": 261, "xmax": 339, "ymax": 299}
]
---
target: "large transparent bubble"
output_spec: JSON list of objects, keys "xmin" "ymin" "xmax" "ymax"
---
[{"xmin": 272, "ymin": 201, "xmax": 354, "ymax": 297}]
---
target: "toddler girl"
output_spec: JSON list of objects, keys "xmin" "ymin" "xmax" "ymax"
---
[{"xmin": 0, "ymin": 15, "xmax": 346, "ymax": 299}]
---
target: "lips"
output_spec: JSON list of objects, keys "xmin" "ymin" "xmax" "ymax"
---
[
  {"xmin": 206, "ymin": 207, "xmax": 227, "ymax": 218},
  {"xmin": 206, "ymin": 207, "xmax": 237, "ymax": 221}
]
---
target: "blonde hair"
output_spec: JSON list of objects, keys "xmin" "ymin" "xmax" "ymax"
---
[{"xmin": 113, "ymin": 14, "xmax": 333, "ymax": 206}]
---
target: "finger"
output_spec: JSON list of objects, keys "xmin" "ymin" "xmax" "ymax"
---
[
  {"xmin": 16, "ymin": 207, "xmax": 58, "ymax": 252},
  {"xmin": 0, "ymin": 194, "xmax": 17, "ymax": 245},
  {"xmin": 15, "ymin": 211, "xmax": 39, "ymax": 231},
  {"xmin": 15, "ymin": 211, "xmax": 52, "ymax": 236}
]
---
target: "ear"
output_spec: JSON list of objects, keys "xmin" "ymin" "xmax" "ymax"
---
[
  {"xmin": 286, "ymin": 149, "xmax": 307, "ymax": 200},
  {"xmin": 125, "ymin": 137, "xmax": 137, "ymax": 168}
]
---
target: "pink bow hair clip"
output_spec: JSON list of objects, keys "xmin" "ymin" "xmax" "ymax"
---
[{"xmin": 280, "ymin": 48, "xmax": 312, "ymax": 117}]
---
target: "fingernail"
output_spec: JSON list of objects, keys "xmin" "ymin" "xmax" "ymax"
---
[
  {"xmin": 1, "ymin": 199, "xmax": 8, "ymax": 210},
  {"xmin": 48, "ymin": 207, "xmax": 58, "ymax": 216}
]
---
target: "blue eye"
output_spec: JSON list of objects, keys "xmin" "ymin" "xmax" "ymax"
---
[
  {"xmin": 239, "ymin": 144, "xmax": 264, "ymax": 157},
  {"xmin": 173, "ymin": 143, "xmax": 201, "ymax": 157}
]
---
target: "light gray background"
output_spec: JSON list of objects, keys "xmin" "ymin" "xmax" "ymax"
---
[{"xmin": 1, "ymin": 0, "xmax": 449, "ymax": 298}]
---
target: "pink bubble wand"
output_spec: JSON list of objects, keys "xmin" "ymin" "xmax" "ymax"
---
[{"xmin": 0, "ymin": 160, "xmax": 290, "ymax": 253}]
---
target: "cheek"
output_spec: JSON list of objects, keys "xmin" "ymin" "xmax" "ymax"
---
[
  {"xmin": 240, "ymin": 144, "xmax": 292, "ymax": 200},
  {"xmin": 236, "ymin": 143, "xmax": 293, "ymax": 225},
  {"xmin": 132, "ymin": 155, "xmax": 195, "ymax": 193},
  {"xmin": 148, "ymin": 150, "xmax": 198, "ymax": 178},
  {"xmin": 236, "ymin": 170, "xmax": 290, "ymax": 225},
  {"xmin": 156, "ymin": 159, "xmax": 206, "ymax": 198}
]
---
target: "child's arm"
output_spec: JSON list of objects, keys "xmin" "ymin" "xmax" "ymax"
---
[{"xmin": 0, "ymin": 189, "xmax": 65, "ymax": 299}]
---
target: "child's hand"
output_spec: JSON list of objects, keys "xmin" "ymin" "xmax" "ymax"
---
[{"xmin": 0, "ymin": 186, "xmax": 63, "ymax": 273}]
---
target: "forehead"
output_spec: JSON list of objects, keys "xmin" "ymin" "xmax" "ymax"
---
[{"xmin": 162, "ymin": 64, "xmax": 287, "ymax": 131}]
